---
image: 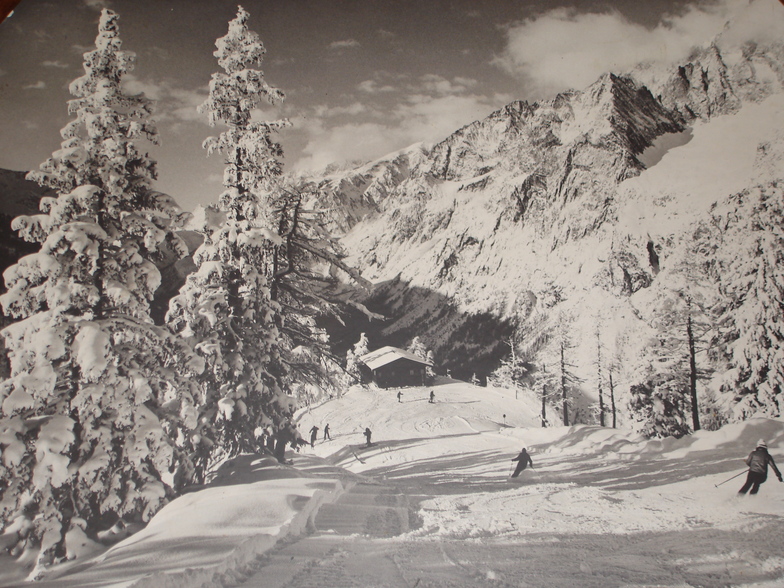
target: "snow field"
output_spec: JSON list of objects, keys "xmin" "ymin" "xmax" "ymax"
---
[
  {"xmin": 4, "ymin": 379, "xmax": 784, "ymax": 586},
  {"xmin": 297, "ymin": 380, "xmax": 784, "ymax": 585}
]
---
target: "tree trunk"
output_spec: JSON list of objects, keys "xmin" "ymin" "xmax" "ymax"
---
[
  {"xmin": 541, "ymin": 366, "xmax": 547, "ymax": 428},
  {"xmin": 597, "ymin": 330, "xmax": 605, "ymax": 427},
  {"xmin": 561, "ymin": 342, "xmax": 569, "ymax": 426},
  {"xmin": 609, "ymin": 372, "xmax": 617, "ymax": 429},
  {"xmin": 687, "ymin": 312, "xmax": 701, "ymax": 431}
]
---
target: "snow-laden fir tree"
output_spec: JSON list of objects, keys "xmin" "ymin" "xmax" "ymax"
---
[
  {"xmin": 407, "ymin": 336, "xmax": 435, "ymax": 380},
  {"xmin": 0, "ymin": 9, "xmax": 202, "ymax": 576},
  {"xmin": 487, "ymin": 337, "xmax": 528, "ymax": 399},
  {"xmin": 166, "ymin": 6, "xmax": 295, "ymax": 467},
  {"xmin": 713, "ymin": 182, "xmax": 784, "ymax": 419},
  {"xmin": 345, "ymin": 332, "xmax": 370, "ymax": 383}
]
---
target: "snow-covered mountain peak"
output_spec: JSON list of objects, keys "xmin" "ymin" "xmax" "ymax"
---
[{"xmin": 298, "ymin": 38, "xmax": 784, "ymax": 413}]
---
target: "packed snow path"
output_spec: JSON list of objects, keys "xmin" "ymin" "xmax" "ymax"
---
[
  {"xmin": 232, "ymin": 383, "xmax": 784, "ymax": 588},
  {"xmin": 3, "ymin": 382, "xmax": 784, "ymax": 587}
]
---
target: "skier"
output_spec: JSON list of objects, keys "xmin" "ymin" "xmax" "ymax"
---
[
  {"xmin": 510, "ymin": 447, "xmax": 533, "ymax": 478},
  {"xmin": 274, "ymin": 424, "xmax": 295, "ymax": 464},
  {"xmin": 309, "ymin": 425, "xmax": 319, "ymax": 448},
  {"xmin": 429, "ymin": 390, "xmax": 435, "ymax": 403},
  {"xmin": 738, "ymin": 440, "xmax": 782, "ymax": 495},
  {"xmin": 397, "ymin": 390, "xmax": 403, "ymax": 403},
  {"xmin": 324, "ymin": 423, "xmax": 331, "ymax": 441},
  {"xmin": 364, "ymin": 427, "xmax": 372, "ymax": 446}
]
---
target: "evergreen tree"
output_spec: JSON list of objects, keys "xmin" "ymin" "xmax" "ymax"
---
[
  {"xmin": 345, "ymin": 332, "xmax": 369, "ymax": 382},
  {"xmin": 714, "ymin": 183, "xmax": 784, "ymax": 418},
  {"xmin": 0, "ymin": 10, "xmax": 201, "ymax": 574},
  {"xmin": 407, "ymin": 336, "xmax": 428, "ymax": 360},
  {"xmin": 166, "ymin": 6, "xmax": 294, "ymax": 468},
  {"xmin": 488, "ymin": 337, "xmax": 528, "ymax": 399}
]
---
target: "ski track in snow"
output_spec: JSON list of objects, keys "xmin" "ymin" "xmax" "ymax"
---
[
  {"xmin": 291, "ymin": 381, "xmax": 784, "ymax": 587},
  {"xmin": 5, "ymin": 381, "xmax": 784, "ymax": 587}
]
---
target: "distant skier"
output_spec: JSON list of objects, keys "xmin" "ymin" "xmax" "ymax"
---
[
  {"xmin": 397, "ymin": 391, "xmax": 403, "ymax": 403},
  {"xmin": 274, "ymin": 423, "xmax": 297, "ymax": 464},
  {"xmin": 510, "ymin": 447, "xmax": 533, "ymax": 478},
  {"xmin": 429, "ymin": 390, "xmax": 435, "ymax": 403},
  {"xmin": 364, "ymin": 427, "xmax": 372, "ymax": 446},
  {"xmin": 324, "ymin": 423, "xmax": 331, "ymax": 440},
  {"xmin": 309, "ymin": 425, "xmax": 319, "ymax": 448},
  {"xmin": 738, "ymin": 440, "xmax": 782, "ymax": 495}
]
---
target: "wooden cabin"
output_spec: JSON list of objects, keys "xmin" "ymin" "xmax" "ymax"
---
[{"xmin": 359, "ymin": 346, "xmax": 433, "ymax": 388}]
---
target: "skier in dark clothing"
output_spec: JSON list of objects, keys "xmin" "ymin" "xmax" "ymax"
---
[
  {"xmin": 510, "ymin": 447, "xmax": 533, "ymax": 478},
  {"xmin": 309, "ymin": 425, "xmax": 319, "ymax": 448},
  {"xmin": 738, "ymin": 440, "xmax": 782, "ymax": 495},
  {"xmin": 397, "ymin": 391, "xmax": 402, "ymax": 403},
  {"xmin": 324, "ymin": 424, "xmax": 331, "ymax": 440},
  {"xmin": 364, "ymin": 427, "xmax": 372, "ymax": 446},
  {"xmin": 429, "ymin": 390, "xmax": 435, "ymax": 403}
]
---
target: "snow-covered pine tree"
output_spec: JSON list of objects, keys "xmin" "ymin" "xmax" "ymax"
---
[
  {"xmin": 488, "ymin": 337, "xmax": 528, "ymax": 399},
  {"xmin": 345, "ymin": 332, "xmax": 370, "ymax": 383},
  {"xmin": 407, "ymin": 336, "xmax": 435, "ymax": 380},
  {"xmin": 166, "ymin": 5, "xmax": 295, "ymax": 468},
  {"xmin": 713, "ymin": 183, "xmax": 784, "ymax": 419},
  {"xmin": 407, "ymin": 336, "xmax": 428, "ymax": 360},
  {"xmin": 0, "ymin": 9, "xmax": 202, "ymax": 575}
]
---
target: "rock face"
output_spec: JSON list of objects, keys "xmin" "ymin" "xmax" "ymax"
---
[{"xmin": 300, "ymin": 39, "xmax": 784, "ymax": 388}]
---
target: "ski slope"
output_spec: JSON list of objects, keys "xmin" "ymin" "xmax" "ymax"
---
[{"xmin": 3, "ymin": 379, "xmax": 784, "ymax": 587}]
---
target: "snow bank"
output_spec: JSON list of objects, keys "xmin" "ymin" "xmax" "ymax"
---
[{"xmin": 8, "ymin": 455, "xmax": 345, "ymax": 588}]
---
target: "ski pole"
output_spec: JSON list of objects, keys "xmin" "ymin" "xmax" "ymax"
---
[{"xmin": 715, "ymin": 469, "xmax": 748, "ymax": 488}]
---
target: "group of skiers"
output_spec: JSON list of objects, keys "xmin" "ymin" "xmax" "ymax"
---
[
  {"xmin": 308, "ymin": 424, "xmax": 331, "ymax": 447},
  {"xmin": 269, "ymin": 408, "xmax": 781, "ymax": 497},
  {"xmin": 396, "ymin": 389, "xmax": 436, "ymax": 403},
  {"xmin": 505, "ymin": 439, "xmax": 782, "ymax": 495}
]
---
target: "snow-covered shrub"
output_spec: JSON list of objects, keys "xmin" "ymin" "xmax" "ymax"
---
[{"xmin": 0, "ymin": 9, "xmax": 202, "ymax": 575}]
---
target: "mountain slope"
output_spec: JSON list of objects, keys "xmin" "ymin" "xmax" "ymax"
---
[{"xmin": 298, "ymin": 36, "xmax": 784, "ymax": 425}]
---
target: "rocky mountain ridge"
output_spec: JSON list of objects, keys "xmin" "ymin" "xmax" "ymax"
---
[{"xmin": 298, "ymin": 37, "xmax": 784, "ymax": 412}]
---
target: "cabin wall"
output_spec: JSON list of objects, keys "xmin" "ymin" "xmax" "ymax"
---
[{"xmin": 373, "ymin": 358, "xmax": 427, "ymax": 388}]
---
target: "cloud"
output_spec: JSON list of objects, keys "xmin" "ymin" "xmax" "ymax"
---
[
  {"xmin": 23, "ymin": 81, "xmax": 46, "ymax": 90},
  {"xmin": 71, "ymin": 43, "xmax": 93, "ymax": 55},
  {"xmin": 83, "ymin": 0, "xmax": 111, "ymax": 11},
  {"xmin": 329, "ymin": 39, "xmax": 360, "ymax": 50},
  {"xmin": 121, "ymin": 75, "xmax": 208, "ymax": 123},
  {"xmin": 417, "ymin": 74, "xmax": 478, "ymax": 95},
  {"xmin": 358, "ymin": 79, "xmax": 396, "ymax": 94},
  {"xmin": 493, "ymin": 0, "xmax": 760, "ymax": 99},
  {"xmin": 715, "ymin": 0, "xmax": 784, "ymax": 49},
  {"xmin": 42, "ymin": 60, "xmax": 70, "ymax": 68},
  {"xmin": 294, "ymin": 90, "xmax": 511, "ymax": 171},
  {"xmin": 313, "ymin": 103, "xmax": 369, "ymax": 118}
]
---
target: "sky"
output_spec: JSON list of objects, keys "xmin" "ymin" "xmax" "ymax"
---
[{"xmin": 0, "ymin": 0, "xmax": 780, "ymax": 212}]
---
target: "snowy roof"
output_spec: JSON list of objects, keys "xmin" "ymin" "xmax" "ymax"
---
[{"xmin": 359, "ymin": 346, "xmax": 433, "ymax": 370}]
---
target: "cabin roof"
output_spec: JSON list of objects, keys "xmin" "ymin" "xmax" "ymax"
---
[{"xmin": 359, "ymin": 346, "xmax": 433, "ymax": 371}]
